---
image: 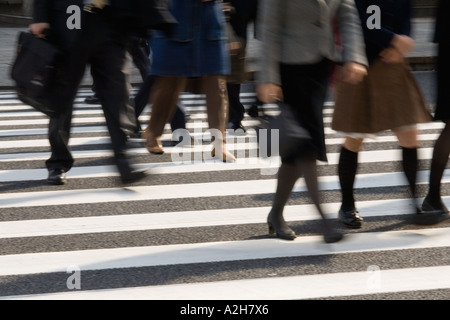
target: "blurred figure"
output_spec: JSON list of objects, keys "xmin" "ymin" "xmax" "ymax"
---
[
  {"xmin": 132, "ymin": 43, "xmax": 188, "ymax": 139},
  {"xmin": 257, "ymin": 0, "xmax": 368, "ymax": 243},
  {"xmin": 422, "ymin": 0, "xmax": 450, "ymax": 215},
  {"xmin": 223, "ymin": 0, "xmax": 258, "ymax": 134},
  {"xmin": 143, "ymin": 0, "xmax": 234, "ymax": 162},
  {"xmin": 331, "ymin": 0, "xmax": 432, "ymax": 228},
  {"xmin": 29, "ymin": 0, "xmax": 173, "ymax": 185},
  {"xmin": 85, "ymin": 34, "xmax": 151, "ymax": 105},
  {"xmin": 30, "ymin": 0, "xmax": 82, "ymax": 185}
]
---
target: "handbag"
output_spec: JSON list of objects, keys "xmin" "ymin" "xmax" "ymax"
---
[
  {"xmin": 10, "ymin": 32, "xmax": 62, "ymax": 117},
  {"xmin": 255, "ymin": 103, "xmax": 311, "ymax": 158}
]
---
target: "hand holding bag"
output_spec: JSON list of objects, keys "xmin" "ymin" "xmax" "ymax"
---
[{"xmin": 256, "ymin": 103, "xmax": 311, "ymax": 159}]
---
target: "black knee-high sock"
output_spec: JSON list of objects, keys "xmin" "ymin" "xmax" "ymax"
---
[
  {"xmin": 402, "ymin": 146, "xmax": 418, "ymax": 198},
  {"xmin": 428, "ymin": 123, "xmax": 450, "ymax": 202},
  {"xmin": 338, "ymin": 146, "xmax": 358, "ymax": 211}
]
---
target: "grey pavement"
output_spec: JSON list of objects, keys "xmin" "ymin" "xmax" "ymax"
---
[{"xmin": 0, "ymin": 18, "xmax": 438, "ymax": 89}]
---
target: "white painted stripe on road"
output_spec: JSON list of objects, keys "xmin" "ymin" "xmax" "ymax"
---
[
  {"xmin": 0, "ymin": 146, "xmax": 438, "ymax": 181},
  {"xmin": 1, "ymin": 227, "xmax": 450, "ymax": 277},
  {"xmin": 4, "ymin": 265, "xmax": 450, "ymax": 300},
  {"xmin": 0, "ymin": 132, "xmax": 442, "ymax": 151},
  {"xmin": 2, "ymin": 197, "xmax": 444, "ymax": 239},
  {"xmin": 0, "ymin": 169, "xmax": 445, "ymax": 208}
]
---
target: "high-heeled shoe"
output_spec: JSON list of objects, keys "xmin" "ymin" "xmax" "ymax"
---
[
  {"xmin": 211, "ymin": 147, "xmax": 236, "ymax": 163},
  {"xmin": 142, "ymin": 128, "xmax": 164, "ymax": 154},
  {"xmin": 267, "ymin": 213, "xmax": 296, "ymax": 240}
]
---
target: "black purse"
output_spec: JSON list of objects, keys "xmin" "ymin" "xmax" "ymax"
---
[
  {"xmin": 10, "ymin": 32, "xmax": 62, "ymax": 117},
  {"xmin": 256, "ymin": 103, "xmax": 311, "ymax": 159}
]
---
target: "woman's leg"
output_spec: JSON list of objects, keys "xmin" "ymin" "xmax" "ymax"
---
[
  {"xmin": 394, "ymin": 127, "xmax": 420, "ymax": 211},
  {"xmin": 423, "ymin": 121, "xmax": 450, "ymax": 213},
  {"xmin": 145, "ymin": 76, "xmax": 187, "ymax": 154},
  {"xmin": 201, "ymin": 75, "xmax": 235, "ymax": 162},
  {"xmin": 267, "ymin": 160, "xmax": 303, "ymax": 240},
  {"xmin": 338, "ymin": 137, "xmax": 364, "ymax": 228}
]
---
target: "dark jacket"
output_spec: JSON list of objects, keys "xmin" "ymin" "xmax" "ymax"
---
[
  {"xmin": 224, "ymin": 0, "xmax": 258, "ymax": 41},
  {"xmin": 355, "ymin": 0, "xmax": 412, "ymax": 64},
  {"xmin": 33, "ymin": 0, "xmax": 177, "ymax": 48},
  {"xmin": 108, "ymin": 0, "xmax": 177, "ymax": 35},
  {"xmin": 33, "ymin": 0, "xmax": 83, "ymax": 52},
  {"xmin": 434, "ymin": 0, "xmax": 450, "ymax": 44}
]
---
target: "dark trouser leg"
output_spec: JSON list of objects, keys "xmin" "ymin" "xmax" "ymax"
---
[
  {"xmin": 227, "ymin": 82, "xmax": 245, "ymax": 126},
  {"xmin": 46, "ymin": 52, "xmax": 86, "ymax": 173},
  {"xmin": 90, "ymin": 41, "xmax": 134, "ymax": 155}
]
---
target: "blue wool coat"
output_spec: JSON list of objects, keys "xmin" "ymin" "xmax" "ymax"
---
[{"xmin": 149, "ymin": 0, "xmax": 231, "ymax": 77}]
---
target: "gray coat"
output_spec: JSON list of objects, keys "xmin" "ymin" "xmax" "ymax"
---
[{"xmin": 257, "ymin": 0, "xmax": 368, "ymax": 85}]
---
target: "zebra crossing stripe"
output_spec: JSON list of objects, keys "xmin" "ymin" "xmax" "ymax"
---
[
  {"xmin": 0, "ymin": 170, "xmax": 445, "ymax": 209},
  {"xmin": 3, "ymin": 265, "xmax": 450, "ymax": 300},
  {"xmin": 1, "ymin": 227, "xmax": 450, "ymax": 277},
  {"xmin": 2, "ymin": 198, "xmax": 447, "ymax": 239}
]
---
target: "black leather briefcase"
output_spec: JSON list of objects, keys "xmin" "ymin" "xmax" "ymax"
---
[{"xmin": 10, "ymin": 32, "xmax": 62, "ymax": 117}]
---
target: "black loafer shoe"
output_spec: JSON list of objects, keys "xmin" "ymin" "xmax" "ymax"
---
[
  {"xmin": 47, "ymin": 169, "xmax": 67, "ymax": 185},
  {"xmin": 121, "ymin": 170, "xmax": 148, "ymax": 185},
  {"xmin": 84, "ymin": 95, "xmax": 100, "ymax": 104},
  {"xmin": 228, "ymin": 122, "xmax": 247, "ymax": 135},
  {"xmin": 338, "ymin": 208, "xmax": 363, "ymax": 229}
]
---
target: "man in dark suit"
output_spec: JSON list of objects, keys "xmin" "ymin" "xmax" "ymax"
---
[{"xmin": 30, "ymin": 0, "xmax": 150, "ymax": 185}]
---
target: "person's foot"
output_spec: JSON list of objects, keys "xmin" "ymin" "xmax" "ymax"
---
[
  {"xmin": 211, "ymin": 147, "xmax": 236, "ymax": 163},
  {"xmin": 228, "ymin": 122, "xmax": 247, "ymax": 135},
  {"xmin": 47, "ymin": 169, "xmax": 67, "ymax": 185},
  {"xmin": 84, "ymin": 94, "xmax": 100, "ymax": 104},
  {"xmin": 267, "ymin": 211, "xmax": 296, "ymax": 240},
  {"xmin": 422, "ymin": 196, "xmax": 449, "ymax": 214},
  {"xmin": 338, "ymin": 208, "xmax": 363, "ymax": 228},
  {"xmin": 142, "ymin": 128, "xmax": 164, "ymax": 154},
  {"xmin": 120, "ymin": 170, "xmax": 148, "ymax": 185}
]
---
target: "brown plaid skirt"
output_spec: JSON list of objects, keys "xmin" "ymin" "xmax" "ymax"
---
[{"xmin": 331, "ymin": 58, "xmax": 432, "ymax": 134}]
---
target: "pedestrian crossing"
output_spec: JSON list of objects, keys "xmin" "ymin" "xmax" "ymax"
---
[{"xmin": 1, "ymin": 86, "xmax": 450, "ymax": 301}]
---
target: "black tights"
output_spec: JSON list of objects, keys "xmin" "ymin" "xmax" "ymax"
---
[
  {"xmin": 269, "ymin": 150, "xmax": 333, "ymax": 231},
  {"xmin": 338, "ymin": 145, "xmax": 418, "ymax": 211},
  {"xmin": 427, "ymin": 120, "xmax": 450, "ymax": 204}
]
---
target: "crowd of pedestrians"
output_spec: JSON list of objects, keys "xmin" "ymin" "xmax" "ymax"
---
[{"xmin": 26, "ymin": 0, "xmax": 449, "ymax": 243}]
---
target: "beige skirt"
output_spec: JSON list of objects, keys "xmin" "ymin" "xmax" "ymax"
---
[{"xmin": 331, "ymin": 58, "xmax": 432, "ymax": 134}]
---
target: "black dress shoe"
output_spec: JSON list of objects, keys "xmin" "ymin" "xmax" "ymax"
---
[
  {"xmin": 115, "ymin": 152, "xmax": 149, "ymax": 185},
  {"xmin": 84, "ymin": 95, "xmax": 100, "ymax": 104},
  {"xmin": 338, "ymin": 208, "xmax": 363, "ymax": 229},
  {"xmin": 121, "ymin": 170, "xmax": 148, "ymax": 185},
  {"xmin": 47, "ymin": 169, "xmax": 67, "ymax": 185},
  {"xmin": 228, "ymin": 122, "xmax": 247, "ymax": 135}
]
